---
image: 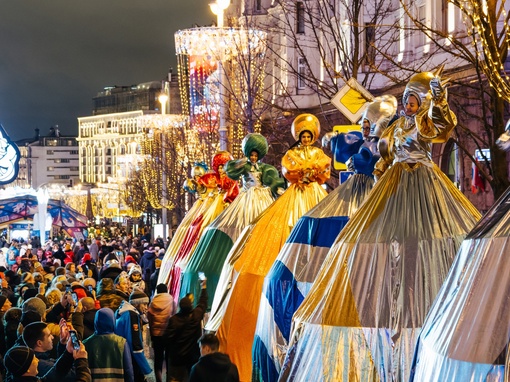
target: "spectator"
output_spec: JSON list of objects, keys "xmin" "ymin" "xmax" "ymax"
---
[
  {"xmin": 64, "ymin": 263, "xmax": 76, "ymax": 279},
  {"xmin": 75, "ymin": 241, "xmax": 88, "ymax": 267},
  {"xmin": 20, "ymin": 320, "xmax": 91, "ymax": 382},
  {"xmin": 0, "ymin": 294, "xmax": 12, "ymax": 354},
  {"xmin": 189, "ymin": 333, "xmax": 239, "ymax": 382},
  {"xmin": 97, "ymin": 278, "xmax": 123, "ymax": 312},
  {"xmin": 71, "ymin": 297, "xmax": 97, "ymax": 341},
  {"xmin": 149, "ymin": 259, "xmax": 162, "ymax": 297},
  {"xmin": 115, "ymin": 290, "xmax": 152, "ymax": 382},
  {"xmin": 80, "ymin": 253, "xmax": 98, "ymax": 281},
  {"xmin": 83, "ymin": 308, "xmax": 134, "ymax": 382},
  {"xmin": 6, "ymin": 239, "xmax": 20, "ymax": 269},
  {"xmin": 127, "ymin": 265, "xmax": 145, "ymax": 294},
  {"xmin": 147, "ymin": 284, "xmax": 175, "ymax": 382},
  {"xmin": 114, "ymin": 272, "xmax": 131, "ymax": 301},
  {"xmin": 63, "ymin": 244, "xmax": 74, "ymax": 265},
  {"xmin": 166, "ymin": 276, "xmax": 207, "ymax": 382},
  {"xmin": 138, "ymin": 247, "xmax": 157, "ymax": 282},
  {"xmin": 4, "ymin": 307, "xmax": 22, "ymax": 349}
]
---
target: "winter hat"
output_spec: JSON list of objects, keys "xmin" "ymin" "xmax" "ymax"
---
[
  {"xmin": 22, "ymin": 297, "xmax": 47, "ymax": 318},
  {"xmin": 81, "ymin": 253, "xmax": 92, "ymax": 264},
  {"xmin": 4, "ymin": 346, "xmax": 35, "ymax": 377},
  {"xmin": 124, "ymin": 255, "xmax": 136, "ymax": 265},
  {"xmin": 20, "ymin": 310, "xmax": 42, "ymax": 328},
  {"xmin": 129, "ymin": 290, "xmax": 149, "ymax": 306},
  {"xmin": 0, "ymin": 295, "xmax": 7, "ymax": 310},
  {"xmin": 22, "ymin": 288, "xmax": 38, "ymax": 301},
  {"xmin": 22, "ymin": 321, "xmax": 47, "ymax": 348}
]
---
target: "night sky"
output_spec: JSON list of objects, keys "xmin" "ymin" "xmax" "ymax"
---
[{"xmin": 0, "ymin": 0, "xmax": 212, "ymax": 141}]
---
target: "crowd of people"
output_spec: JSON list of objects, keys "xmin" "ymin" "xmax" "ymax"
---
[{"xmin": 0, "ymin": 234, "xmax": 239, "ymax": 382}]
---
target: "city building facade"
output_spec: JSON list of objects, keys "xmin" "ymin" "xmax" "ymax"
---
[{"xmin": 11, "ymin": 127, "xmax": 79, "ymax": 189}]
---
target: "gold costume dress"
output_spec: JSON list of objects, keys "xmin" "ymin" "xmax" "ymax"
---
[
  {"xmin": 281, "ymin": 75, "xmax": 481, "ymax": 382},
  {"xmin": 206, "ymin": 129, "xmax": 331, "ymax": 381}
]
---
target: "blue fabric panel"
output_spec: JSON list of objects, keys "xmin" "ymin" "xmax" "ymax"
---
[
  {"xmin": 286, "ymin": 216, "xmax": 349, "ymax": 248},
  {"xmin": 265, "ymin": 261, "xmax": 304, "ymax": 342},
  {"xmin": 252, "ymin": 335, "xmax": 279, "ymax": 382}
]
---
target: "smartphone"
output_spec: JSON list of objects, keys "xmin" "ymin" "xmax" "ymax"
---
[
  {"xmin": 71, "ymin": 292, "xmax": 78, "ymax": 306},
  {"xmin": 198, "ymin": 272, "xmax": 206, "ymax": 281},
  {"xmin": 87, "ymin": 285, "xmax": 93, "ymax": 293},
  {"xmin": 69, "ymin": 330, "xmax": 80, "ymax": 351}
]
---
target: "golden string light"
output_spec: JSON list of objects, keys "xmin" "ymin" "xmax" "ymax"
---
[{"xmin": 458, "ymin": 0, "xmax": 510, "ymax": 101}]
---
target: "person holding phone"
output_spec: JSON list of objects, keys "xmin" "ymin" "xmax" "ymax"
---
[{"xmin": 20, "ymin": 321, "xmax": 91, "ymax": 382}]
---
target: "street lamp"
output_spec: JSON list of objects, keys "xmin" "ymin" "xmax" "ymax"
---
[
  {"xmin": 158, "ymin": 94, "xmax": 169, "ymax": 243},
  {"xmin": 209, "ymin": 0, "xmax": 231, "ymax": 151},
  {"xmin": 209, "ymin": 0, "xmax": 230, "ymax": 28},
  {"xmin": 158, "ymin": 93, "xmax": 169, "ymax": 116},
  {"xmin": 36, "ymin": 188, "xmax": 49, "ymax": 242}
]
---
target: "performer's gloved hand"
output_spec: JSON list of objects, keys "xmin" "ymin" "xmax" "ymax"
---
[
  {"xmin": 430, "ymin": 77, "xmax": 449, "ymax": 101},
  {"xmin": 321, "ymin": 131, "xmax": 338, "ymax": 148}
]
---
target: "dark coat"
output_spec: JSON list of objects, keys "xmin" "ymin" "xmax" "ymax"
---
[
  {"xmin": 189, "ymin": 352, "xmax": 239, "ymax": 382},
  {"xmin": 166, "ymin": 288, "xmax": 207, "ymax": 368}
]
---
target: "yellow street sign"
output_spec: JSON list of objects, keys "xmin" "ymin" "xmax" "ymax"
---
[{"xmin": 331, "ymin": 78, "xmax": 373, "ymax": 123}]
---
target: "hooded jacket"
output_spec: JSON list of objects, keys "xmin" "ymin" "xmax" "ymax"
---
[
  {"xmin": 138, "ymin": 250, "xmax": 156, "ymax": 280},
  {"xmin": 83, "ymin": 308, "xmax": 134, "ymax": 382},
  {"xmin": 189, "ymin": 352, "xmax": 240, "ymax": 382},
  {"xmin": 147, "ymin": 292, "xmax": 175, "ymax": 337},
  {"xmin": 114, "ymin": 301, "xmax": 152, "ymax": 376}
]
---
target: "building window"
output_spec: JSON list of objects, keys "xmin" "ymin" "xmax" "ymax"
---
[
  {"xmin": 47, "ymin": 150, "xmax": 54, "ymax": 155},
  {"xmin": 70, "ymin": 167, "xmax": 79, "ymax": 171},
  {"xmin": 417, "ymin": 4, "xmax": 426, "ymax": 46},
  {"xmin": 364, "ymin": 24, "xmax": 376, "ymax": 70},
  {"xmin": 255, "ymin": 0, "xmax": 261, "ymax": 11},
  {"xmin": 70, "ymin": 150, "xmax": 78, "ymax": 154},
  {"xmin": 54, "ymin": 159, "xmax": 70, "ymax": 163},
  {"xmin": 47, "ymin": 166, "xmax": 54, "ymax": 171},
  {"xmin": 54, "ymin": 175, "xmax": 70, "ymax": 180},
  {"xmin": 296, "ymin": 2, "xmax": 305, "ymax": 34},
  {"xmin": 297, "ymin": 57, "xmax": 306, "ymax": 90}
]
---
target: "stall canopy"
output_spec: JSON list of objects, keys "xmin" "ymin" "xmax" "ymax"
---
[{"xmin": 0, "ymin": 194, "xmax": 87, "ymax": 229}]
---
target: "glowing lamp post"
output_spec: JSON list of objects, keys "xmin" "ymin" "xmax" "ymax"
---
[
  {"xmin": 210, "ymin": 0, "xmax": 231, "ymax": 151},
  {"xmin": 36, "ymin": 188, "xmax": 49, "ymax": 242},
  {"xmin": 158, "ymin": 93, "xmax": 169, "ymax": 243},
  {"xmin": 209, "ymin": 0, "xmax": 230, "ymax": 28}
]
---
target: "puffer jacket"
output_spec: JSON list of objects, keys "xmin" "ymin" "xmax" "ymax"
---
[{"xmin": 147, "ymin": 292, "xmax": 175, "ymax": 337}]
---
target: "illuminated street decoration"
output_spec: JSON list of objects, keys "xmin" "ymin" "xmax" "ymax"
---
[
  {"xmin": 459, "ymin": 1, "xmax": 510, "ymax": 101},
  {"xmin": 175, "ymin": 27, "xmax": 267, "ymax": 156},
  {"xmin": 0, "ymin": 124, "xmax": 21, "ymax": 185},
  {"xmin": 138, "ymin": 114, "xmax": 208, "ymax": 210}
]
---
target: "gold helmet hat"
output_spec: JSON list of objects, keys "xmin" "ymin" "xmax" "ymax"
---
[{"xmin": 291, "ymin": 113, "xmax": 320, "ymax": 143}]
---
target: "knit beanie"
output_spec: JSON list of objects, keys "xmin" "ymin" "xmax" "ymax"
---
[
  {"xmin": 20, "ymin": 311, "xmax": 42, "ymax": 327},
  {"xmin": 4, "ymin": 346, "xmax": 34, "ymax": 377},
  {"xmin": 22, "ymin": 297, "xmax": 46, "ymax": 318},
  {"xmin": 129, "ymin": 289, "xmax": 149, "ymax": 306}
]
